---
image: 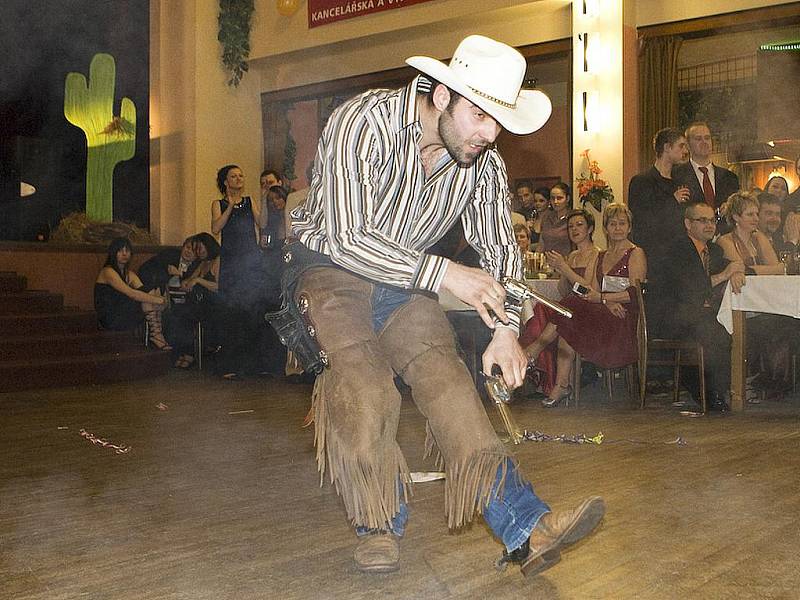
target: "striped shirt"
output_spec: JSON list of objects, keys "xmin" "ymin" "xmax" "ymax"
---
[{"xmin": 291, "ymin": 77, "xmax": 523, "ymax": 330}]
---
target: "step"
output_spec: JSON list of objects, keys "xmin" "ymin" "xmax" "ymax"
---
[
  {"xmin": 0, "ymin": 272, "xmax": 26, "ymax": 293},
  {"xmin": 0, "ymin": 348, "xmax": 172, "ymax": 393},
  {"xmin": 0, "ymin": 330, "xmax": 142, "ymax": 361},
  {"xmin": 0, "ymin": 291, "xmax": 64, "ymax": 315},
  {"xmin": 0, "ymin": 310, "xmax": 99, "ymax": 336}
]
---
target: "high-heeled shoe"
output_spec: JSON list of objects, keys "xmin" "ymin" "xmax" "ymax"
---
[
  {"xmin": 542, "ymin": 384, "xmax": 572, "ymax": 408},
  {"xmin": 144, "ymin": 310, "xmax": 172, "ymax": 351}
]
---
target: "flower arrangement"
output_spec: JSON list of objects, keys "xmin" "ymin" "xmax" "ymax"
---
[{"xmin": 576, "ymin": 149, "xmax": 614, "ymax": 212}]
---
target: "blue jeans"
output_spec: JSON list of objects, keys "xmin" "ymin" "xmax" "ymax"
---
[{"xmin": 357, "ymin": 285, "xmax": 550, "ymax": 551}]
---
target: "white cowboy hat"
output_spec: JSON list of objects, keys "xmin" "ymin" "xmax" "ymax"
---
[{"xmin": 406, "ymin": 35, "xmax": 552, "ymax": 135}]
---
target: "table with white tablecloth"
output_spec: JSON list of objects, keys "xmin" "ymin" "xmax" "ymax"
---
[{"xmin": 717, "ymin": 275, "xmax": 800, "ymax": 411}]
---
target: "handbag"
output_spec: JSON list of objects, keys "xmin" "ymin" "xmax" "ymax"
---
[{"xmin": 601, "ymin": 275, "xmax": 630, "ymax": 293}]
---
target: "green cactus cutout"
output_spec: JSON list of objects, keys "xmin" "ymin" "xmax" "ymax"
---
[{"xmin": 64, "ymin": 53, "xmax": 136, "ymax": 223}]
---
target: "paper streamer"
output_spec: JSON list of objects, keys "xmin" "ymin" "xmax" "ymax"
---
[{"xmin": 79, "ymin": 429, "xmax": 131, "ymax": 454}]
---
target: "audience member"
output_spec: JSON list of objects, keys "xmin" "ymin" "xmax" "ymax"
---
[
  {"xmin": 94, "ymin": 237, "xmax": 170, "ymax": 349},
  {"xmin": 717, "ymin": 191, "xmax": 791, "ymax": 393},
  {"xmin": 137, "ymin": 235, "xmax": 205, "ymax": 294},
  {"xmin": 211, "ymin": 164, "xmax": 269, "ymax": 379},
  {"xmin": 717, "ymin": 191, "xmax": 783, "ymax": 274},
  {"xmin": 785, "ymin": 155, "xmax": 800, "ymax": 212},
  {"xmin": 513, "ymin": 223, "xmax": 531, "ymax": 254},
  {"xmin": 166, "ymin": 234, "xmax": 222, "ymax": 368},
  {"xmin": 515, "ymin": 180, "xmax": 536, "ymax": 221},
  {"xmin": 527, "ymin": 187, "xmax": 550, "ymax": 244},
  {"xmin": 522, "ymin": 204, "xmax": 645, "ymax": 407},
  {"xmin": 765, "ymin": 175, "xmax": 789, "ymax": 203},
  {"xmin": 672, "ymin": 122, "xmax": 740, "ymax": 210},
  {"xmin": 757, "ymin": 192, "xmax": 799, "ymax": 254},
  {"xmin": 628, "ymin": 127, "xmax": 689, "ymax": 334},
  {"xmin": 519, "ymin": 209, "xmax": 599, "ymax": 397},
  {"xmin": 661, "ymin": 202, "xmax": 745, "ymax": 411},
  {"xmin": 537, "ymin": 182, "xmax": 572, "ymax": 256}
]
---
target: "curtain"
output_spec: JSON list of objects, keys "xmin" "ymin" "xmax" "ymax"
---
[
  {"xmin": 263, "ymin": 102, "xmax": 290, "ymax": 175},
  {"xmin": 638, "ymin": 36, "xmax": 683, "ymax": 170}
]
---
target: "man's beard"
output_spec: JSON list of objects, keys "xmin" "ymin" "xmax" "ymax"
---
[{"xmin": 438, "ymin": 109, "xmax": 484, "ymax": 167}]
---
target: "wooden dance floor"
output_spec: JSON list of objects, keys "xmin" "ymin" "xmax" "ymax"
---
[{"xmin": 2, "ymin": 372, "xmax": 799, "ymax": 599}]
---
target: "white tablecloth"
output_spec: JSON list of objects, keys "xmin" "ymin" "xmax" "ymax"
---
[{"xmin": 717, "ymin": 275, "xmax": 800, "ymax": 333}]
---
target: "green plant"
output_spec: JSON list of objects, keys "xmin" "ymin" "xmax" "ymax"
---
[
  {"xmin": 218, "ymin": 0, "xmax": 255, "ymax": 87},
  {"xmin": 64, "ymin": 53, "xmax": 136, "ymax": 223}
]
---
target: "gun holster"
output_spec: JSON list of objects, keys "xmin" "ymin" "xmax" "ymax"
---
[{"xmin": 263, "ymin": 242, "xmax": 335, "ymax": 375}]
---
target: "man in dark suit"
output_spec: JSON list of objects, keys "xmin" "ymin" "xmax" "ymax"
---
[
  {"xmin": 661, "ymin": 202, "xmax": 746, "ymax": 412},
  {"xmin": 672, "ymin": 122, "xmax": 740, "ymax": 211},
  {"xmin": 628, "ymin": 127, "xmax": 690, "ymax": 335}
]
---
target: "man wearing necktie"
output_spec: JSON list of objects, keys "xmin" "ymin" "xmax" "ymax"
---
[
  {"xmin": 673, "ymin": 122, "xmax": 740, "ymax": 213},
  {"xmin": 661, "ymin": 202, "xmax": 746, "ymax": 412}
]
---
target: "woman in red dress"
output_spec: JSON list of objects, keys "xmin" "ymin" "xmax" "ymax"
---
[
  {"xmin": 522, "ymin": 203, "xmax": 647, "ymax": 407},
  {"xmin": 519, "ymin": 209, "xmax": 599, "ymax": 395}
]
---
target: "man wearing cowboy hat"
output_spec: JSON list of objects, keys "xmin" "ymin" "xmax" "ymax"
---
[{"xmin": 285, "ymin": 35, "xmax": 605, "ymax": 576}]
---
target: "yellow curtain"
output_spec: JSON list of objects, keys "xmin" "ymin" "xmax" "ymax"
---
[{"xmin": 638, "ymin": 36, "xmax": 683, "ymax": 169}]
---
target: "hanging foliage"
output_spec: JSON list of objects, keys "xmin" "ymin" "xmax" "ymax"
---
[{"xmin": 218, "ymin": 0, "xmax": 255, "ymax": 87}]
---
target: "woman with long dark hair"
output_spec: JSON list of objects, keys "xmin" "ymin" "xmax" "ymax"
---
[
  {"xmin": 94, "ymin": 237, "xmax": 170, "ymax": 349},
  {"xmin": 210, "ymin": 165, "xmax": 272, "ymax": 378},
  {"xmin": 166, "ymin": 233, "xmax": 222, "ymax": 369}
]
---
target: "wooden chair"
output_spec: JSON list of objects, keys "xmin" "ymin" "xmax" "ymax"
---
[
  {"xmin": 573, "ymin": 355, "xmax": 638, "ymax": 407},
  {"xmin": 636, "ymin": 284, "xmax": 707, "ymax": 412}
]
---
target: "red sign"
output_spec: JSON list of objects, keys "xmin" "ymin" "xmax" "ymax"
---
[{"xmin": 308, "ymin": 0, "xmax": 436, "ymax": 29}]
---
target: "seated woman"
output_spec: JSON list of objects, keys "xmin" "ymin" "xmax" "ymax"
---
[
  {"xmin": 522, "ymin": 203, "xmax": 647, "ymax": 407},
  {"xmin": 94, "ymin": 237, "xmax": 170, "ymax": 349},
  {"xmin": 166, "ymin": 233, "xmax": 221, "ymax": 368},
  {"xmin": 137, "ymin": 235, "xmax": 204, "ymax": 293},
  {"xmin": 717, "ymin": 191, "xmax": 783, "ymax": 275},
  {"xmin": 717, "ymin": 191, "xmax": 789, "ymax": 392},
  {"xmin": 536, "ymin": 182, "xmax": 573, "ymax": 256},
  {"xmin": 519, "ymin": 209, "xmax": 599, "ymax": 396}
]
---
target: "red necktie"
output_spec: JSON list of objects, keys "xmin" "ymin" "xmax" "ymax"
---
[{"xmin": 698, "ymin": 166, "xmax": 715, "ymax": 208}]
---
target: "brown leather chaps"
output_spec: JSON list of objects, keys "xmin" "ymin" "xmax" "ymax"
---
[{"xmin": 297, "ymin": 266, "xmax": 514, "ymax": 531}]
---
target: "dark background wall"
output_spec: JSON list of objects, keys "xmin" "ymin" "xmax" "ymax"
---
[{"xmin": 0, "ymin": 0, "xmax": 149, "ymax": 240}]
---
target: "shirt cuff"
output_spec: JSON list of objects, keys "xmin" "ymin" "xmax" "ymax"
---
[
  {"xmin": 413, "ymin": 254, "xmax": 450, "ymax": 293},
  {"xmin": 493, "ymin": 303, "xmax": 522, "ymax": 335}
]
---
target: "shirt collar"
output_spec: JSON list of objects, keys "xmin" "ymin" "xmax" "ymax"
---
[
  {"xmin": 691, "ymin": 158, "xmax": 713, "ymax": 172},
  {"xmin": 689, "ymin": 234, "xmax": 708, "ymax": 257},
  {"xmin": 396, "ymin": 77, "xmax": 423, "ymax": 133}
]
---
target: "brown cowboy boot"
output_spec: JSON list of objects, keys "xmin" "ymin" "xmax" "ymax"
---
[
  {"xmin": 353, "ymin": 532, "xmax": 400, "ymax": 573},
  {"xmin": 496, "ymin": 496, "xmax": 606, "ymax": 577}
]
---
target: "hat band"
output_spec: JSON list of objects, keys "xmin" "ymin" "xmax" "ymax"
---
[{"xmin": 468, "ymin": 86, "xmax": 516, "ymax": 109}]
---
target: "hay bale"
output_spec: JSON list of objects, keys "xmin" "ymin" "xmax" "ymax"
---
[{"xmin": 51, "ymin": 212, "xmax": 156, "ymax": 245}]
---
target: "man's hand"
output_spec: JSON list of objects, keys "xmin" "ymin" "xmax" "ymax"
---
[
  {"xmin": 482, "ymin": 327, "xmax": 527, "ymax": 389},
  {"xmin": 725, "ymin": 260, "xmax": 746, "ymax": 277},
  {"xmin": 674, "ymin": 186, "xmax": 690, "ymax": 204},
  {"xmin": 440, "ymin": 262, "xmax": 509, "ymax": 328}
]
